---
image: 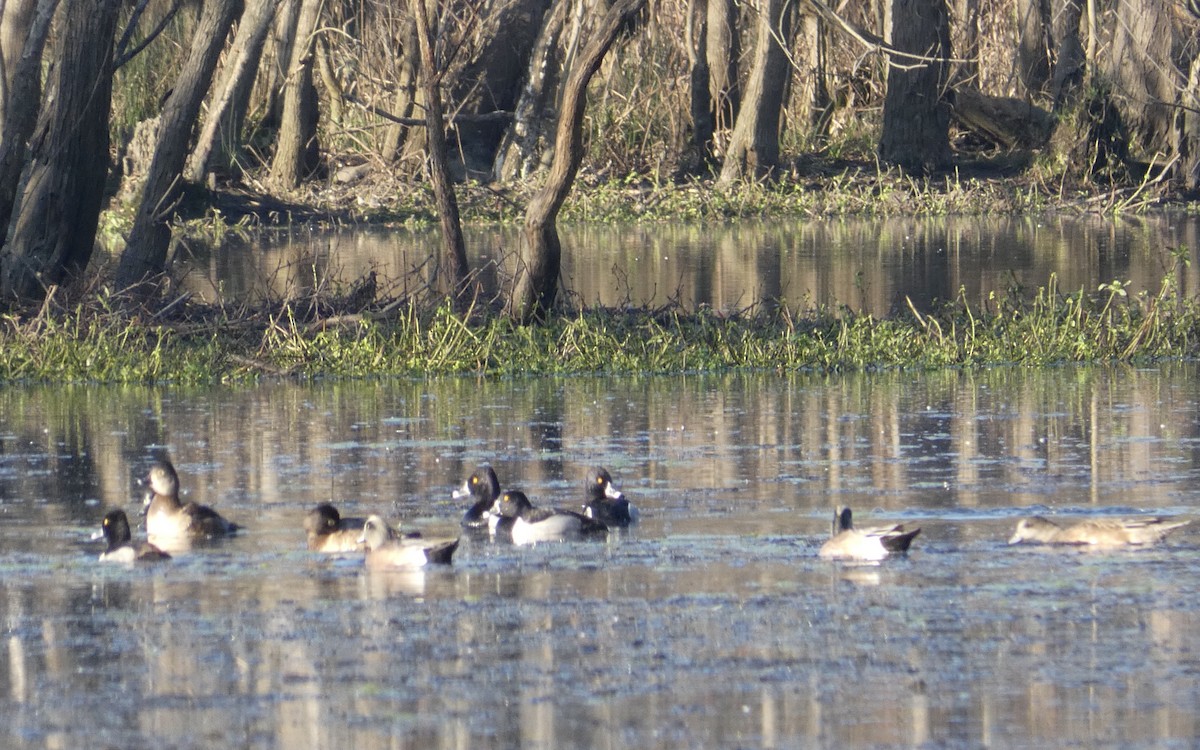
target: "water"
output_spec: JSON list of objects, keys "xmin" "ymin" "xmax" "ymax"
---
[
  {"xmin": 168, "ymin": 213, "xmax": 1200, "ymax": 315},
  {"xmin": 2, "ymin": 365, "xmax": 1200, "ymax": 747}
]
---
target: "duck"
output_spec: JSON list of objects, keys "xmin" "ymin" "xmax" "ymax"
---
[
  {"xmin": 490, "ymin": 490, "xmax": 609, "ymax": 545},
  {"xmin": 581, "ymin": 466, "xmax": 638, "ymax": 527},
  {"xmin": 1008, "ymin": 515, "xmax": 1190, "ymax": 546},
  {"xmin": 304, "ymin": 503, "xmax": 367, "ymax": 553},
  {"xmin": 91, "ymin": 509, "xmax": 171, "ymax": 563},
  {"xmin": 818, "ymin": 506, "xmax": 920, "ymax": 561},
  {"xmin": 140, "ymin": 458, "xmax": 239, "ymax": 541},
  {"xmin": 357, "ymin": 515, "xmax": 459, "ymax": 570},
  {"xmin": 453, "ymin": 465, "xmax": 501, "ymax": 529}
]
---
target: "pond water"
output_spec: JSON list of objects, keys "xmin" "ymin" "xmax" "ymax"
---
[
  {"xmin": 2, "ymin": 364, "xmax": 1200, "ymax": 747},
  {"xmin": 169, "ymin": 213, "xmax": 1200, "ymax": 315}
]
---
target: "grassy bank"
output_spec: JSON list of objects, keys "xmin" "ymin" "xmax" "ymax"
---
[{"xmin": 0, "ymin": 267, "xmax": 1195, "ymax": 385}]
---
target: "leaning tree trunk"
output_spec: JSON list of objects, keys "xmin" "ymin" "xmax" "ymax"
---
[
  {"xmin": 878, "ymin": 0, "xmax": 952, "ymax": 173},
  {"xmin": 505, "ymin": 0, "xmax": 646, "ymax": 323},
  {"xmin": 115, "ymin": 0, "xmax": 241, "ymax": 292},
  {"xmin": 379, "ymin": 13, "xmax": 419, "ymax": 164},
  {"xmin": 186, "ymin": 0, "xmax": 279, "ymax": 183},
  {"xmin": 0, "ymin": 0, "xmax": 58, "ymax": 238},
  {"xmin": 717, "ymin": 0, "xmax": 795, "ymax": 184},
  {"xmin": 0, "ymin": 0, "xmax": 120, "ymax": 302},
  {"xmin": 268, "ymin": 0, "xmax": 322, "ymax": 190},
  {"xmin": 411, "ymin": 0, "xmax": 469, "ymax": 304}
]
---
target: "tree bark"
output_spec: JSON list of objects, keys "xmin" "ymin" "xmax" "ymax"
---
[
  {"xmin": 705, "ymin": 0, "xmax": 739, "ymax": 135},
  {"xmin": 1015, "ymin": 0, "xmax": 1050, "ymax": 96},
  {"xmin": 0, "ymin": 0, "xmax": 58, "ymax": 237},
  {"xmin": 379, "ymin": 13, "xmax": 418, "ymax": 164},
  {"xmin": 0, "ymin": 0, "xmax": 120, "ymax": 301},
  {"xmin": 505, "ymin": 0, "xmax": 645, "ymax": 323},
  {"xmin": 0, "ymin": 0, "xmax": 37, "ymax": 132},
  {"xmin": 186, "ymin": 0, "xmax": 278, "ymax": 183},
  {"xmin": 267, "ymin": 0, "xmax": 321, "ymax": 189},
  {"xmin": 115, "ymin": 0, "xmax": 241, "ymax": 291},
  {"xmin": 878, "ymin": 0, "xmax": 952, "ymax": 173},
  {"xmin": 1049, "ymin": 0, "xmax": 1084, "ymax": 109},
  {"xmin": 717, "ymin": 0, "xmax": 795, "ymax": 184},
  {"xmin": 411, "ymin": 0, "xmax": 469, "ymax": 304}
]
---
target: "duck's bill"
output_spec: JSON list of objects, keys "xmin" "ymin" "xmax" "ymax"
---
[
  {"xmin": 605, "ymin": 484, "xmax": 625, "ymax": 501},
  {"xmin": 89, "ymin": 529, "xmax": 105, "ymax": 542},
  {"xmin": 451, "ymin": 482, "xmax": 470, "ymax": 500}
]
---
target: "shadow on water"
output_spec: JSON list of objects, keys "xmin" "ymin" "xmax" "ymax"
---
[{"xmin": 2, "ymin": 364, "xmax": 1200, "ymax": 745}]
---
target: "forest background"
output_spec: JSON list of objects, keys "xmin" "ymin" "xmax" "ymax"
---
[{"xmin": 0, "ymin": 0, "xmax": 1196, "ymax": 337}]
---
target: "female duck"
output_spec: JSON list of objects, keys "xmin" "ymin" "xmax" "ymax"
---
[
  {"xmin": 1008, "ymin": 515, "xmax": 1190, "ymax": 546},
  {"xmin": 357, "ymin": 515, "xmax": 459, "ymax": 570},
  {"xmin": 92, "ymin": 509, "xmax": 170, "ymax": 563},
  {"xmin": 818, "ymin": 506, "xmax": 920, "ymax": 561},
  {"xmin": 453, "ymin": 465, "xmax": 502, "ymax": 529},
  {"xmin": 582, "ymin": 466, "xmax": 638, "ymax": 527},
  {"xmin": 304, "ymin": 503, "xmax": 366, "ymax": 553},
  {"xmin": 491, "ymin": 490, "xmax": 608, "ymax": 545},
  {"xmin": 141, "ymin": 459, "xmax": 239, "ymax": 541}
]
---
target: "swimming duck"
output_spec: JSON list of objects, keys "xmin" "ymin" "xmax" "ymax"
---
[
  {"xmin": 357, "ymin": 515, "xmax": 458, "ymax": 570},
  {"xmin": 91, "ymin": 509, "xmax": 171, "ymax": 563},
  {"xmin": 490, "ymin": 490, "xmax": 608, "ymax": 545},
  {"xmin": 581, "ymin": 466, "xmax": 638, "ymax": 527},
  {"xmin": 140, "ymin": 459, "xmax": 239, "ymax": 541},
  {"xmin": 1008, "ymin": 515, "xmax": 1190, "ymax": 546},
  {"xmin": 818, "ymin": 506, "xmax": 920, "ymax": 561},
  {"xmin": 304, "ymin": 503, "xmax": 367, "ymax": 553},
  {"xmin": 453, "ymin": 465, "xmax": 501, "ymax": 529}
]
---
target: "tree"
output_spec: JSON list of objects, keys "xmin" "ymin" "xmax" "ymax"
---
[
  {"xmin": 0, "ymin": 0, "xmax": 121, "ymax": 301},
  {"xmin": 411, "ymin": 0, "xmax": 469, "ymax": 303},
  {"xmin": 186, "ymin": 0, "xmax": 280, "ymax": 183},
  {"xmin": 116, "ymin": 0, "xmax": 242, "ymax": 292},
  {"xmin": 268, "ymin": 0, "xmax": 322, "ymax": 189},
  {"xmin": 878, "ymin": 0, "xmax": 952, "ymax": 173},
  {"xmin": 505, "ymin": 0, "xmax": 645, "ymax": 323},
  {"xmin": 718, "ymin": 0, "xmax": 796, "ymax": 184}
]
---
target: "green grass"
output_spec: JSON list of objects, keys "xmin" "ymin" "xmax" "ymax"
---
[{"xmin": 2, "ymin": 265, "xmax": 1198, "ymax": 384}]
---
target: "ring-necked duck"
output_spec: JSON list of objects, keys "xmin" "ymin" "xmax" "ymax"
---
[
  {"xmin": 818, "ymin": 506, "xmax": 920, "ymax": 561},
  {"xmin": 453, "ymin": 465, "xmax": 501, "ymax": 529},
  {"xmin": 581, "ymin": 467, "xmax": 638, "ymax": 527},
  {"xmin": 1008, "ymin": 515, "xmax": 1190, "ymax": 546},
  {"xmin": 490, "ymin": 490, "xmax": 608, "ymax": 545},
  {"xmin": 304, "ymin": 503, "xmax": 367, "ymax": 553},
  {"xmin": 357, "ymin": 515, "xmax": 459, "ymax": 569},
  {"xmin": 140, "ymin": 459, "xmax": 239, "ymax": 540},
  {"xmin": 91, "ymin": 509, "xmax": 171, "ymax": 563}
]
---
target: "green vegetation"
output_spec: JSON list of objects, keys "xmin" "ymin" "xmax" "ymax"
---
[{"xmin": 1, "ymin": 259, "xmax": 1196, "ymax": 384}]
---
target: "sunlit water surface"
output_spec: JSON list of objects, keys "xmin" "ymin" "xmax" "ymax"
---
[{"xmin": 2, "ymin": 365, "xmax": 1200, "ymax": 747}]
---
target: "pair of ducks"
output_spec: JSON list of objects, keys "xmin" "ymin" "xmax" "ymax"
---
[
  {"xmin": 818, "ymin": 506, "xmax": 1191, "ymax": 561},
  {"xmin": 304, "ymin": 465, "xmax": 636, "ymax": 567},
  {"xmin": 453, "ymin": 465, "xmax": 636, "ymax": 544},
  {"xmin": 92, "ymin": 459, "xmax": 239, "ymax": 563}
]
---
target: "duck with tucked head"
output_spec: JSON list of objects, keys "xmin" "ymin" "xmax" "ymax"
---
[
  {"xmin": 1008, "ymin": 515, "xmax": 1190, "ymax": 546},
  {"xmin": 818, "ymin": 506, "xmax": 920, "ymax": 561},
  {"xmin": 491, "ymin": 490, "xmax": 608, "ymax": 545},
  {"xmin": 357, "ymin": 515, "xmax": 459, "ymax": 570},
  {"xmin": 140, "ymin": 458, "xmax": 239, "ymax": 542},
  {"xmin": 453, "ymin": 465, "xmax": 502, "ymax": 529},
  {"xmin": 581, "ymin": 466, "xmax": 638, "ymax": 527},
  {"xmin": 304, "ymin": 503, "xmax": 367, "ymax": 553},
  {"xmin": 91, "ymin": 509, "xmax": 171, "ymax": 563}
]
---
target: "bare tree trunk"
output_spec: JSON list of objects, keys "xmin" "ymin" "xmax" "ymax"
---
[
  {"xmin": 0, "ymin": 0, "xmax": 57, "ymax": 237},
  {"xmin": 0, "ymin": 0, "xmax": 120, "ymax": 301},
  {"xmin": 706, "ymin": 0, "xmax": 739, "ymax": 137},
  {"xmin": 878, "ymin": 0, "xmax": 952, "ymax": 173},
  {"xmin": 0, "ymin": 0, "xmax": 36, "ymax": 131},
  {"xmin": 798, "ymin": 11, "xmax": 832, "ymax": 137},
  {"xmin": 491, "ymin": 0, "xmax": 575, "ymax": 182},
  {"xmin": 1049, "ymin": 0, "xmax": 1084, "ymax": 109},
  {"xmin": 379, "ymin": 13, "xmax": 418, "ymax": 164},
  {"xmin": 411, "ymin": 0, "xmax": 468, "ymax": 304},
  {"xmin": 186, "ymin": 0, "xmax": 278, "ymax": 183},
  {"xmin": 684, "ymin": 0, "xmax": 714, "ymax": 173},
  {"xmin": 1015, "ymin": 0, "xmax": 1050, "ymax": 96},
  {"xmin": 717, "ymin": 0, "xmax": 795, "ymax": 184},
  {"xmin": 267, "ymin": 0, "xmax": 321, "ymax": 189},
  {"xmin": 505, "ymin": 0, "xmax": 646, "ymax": 323},
  {"xmin": 115, "ymin": 0, "xmax": 241, "ymax": 291}
]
